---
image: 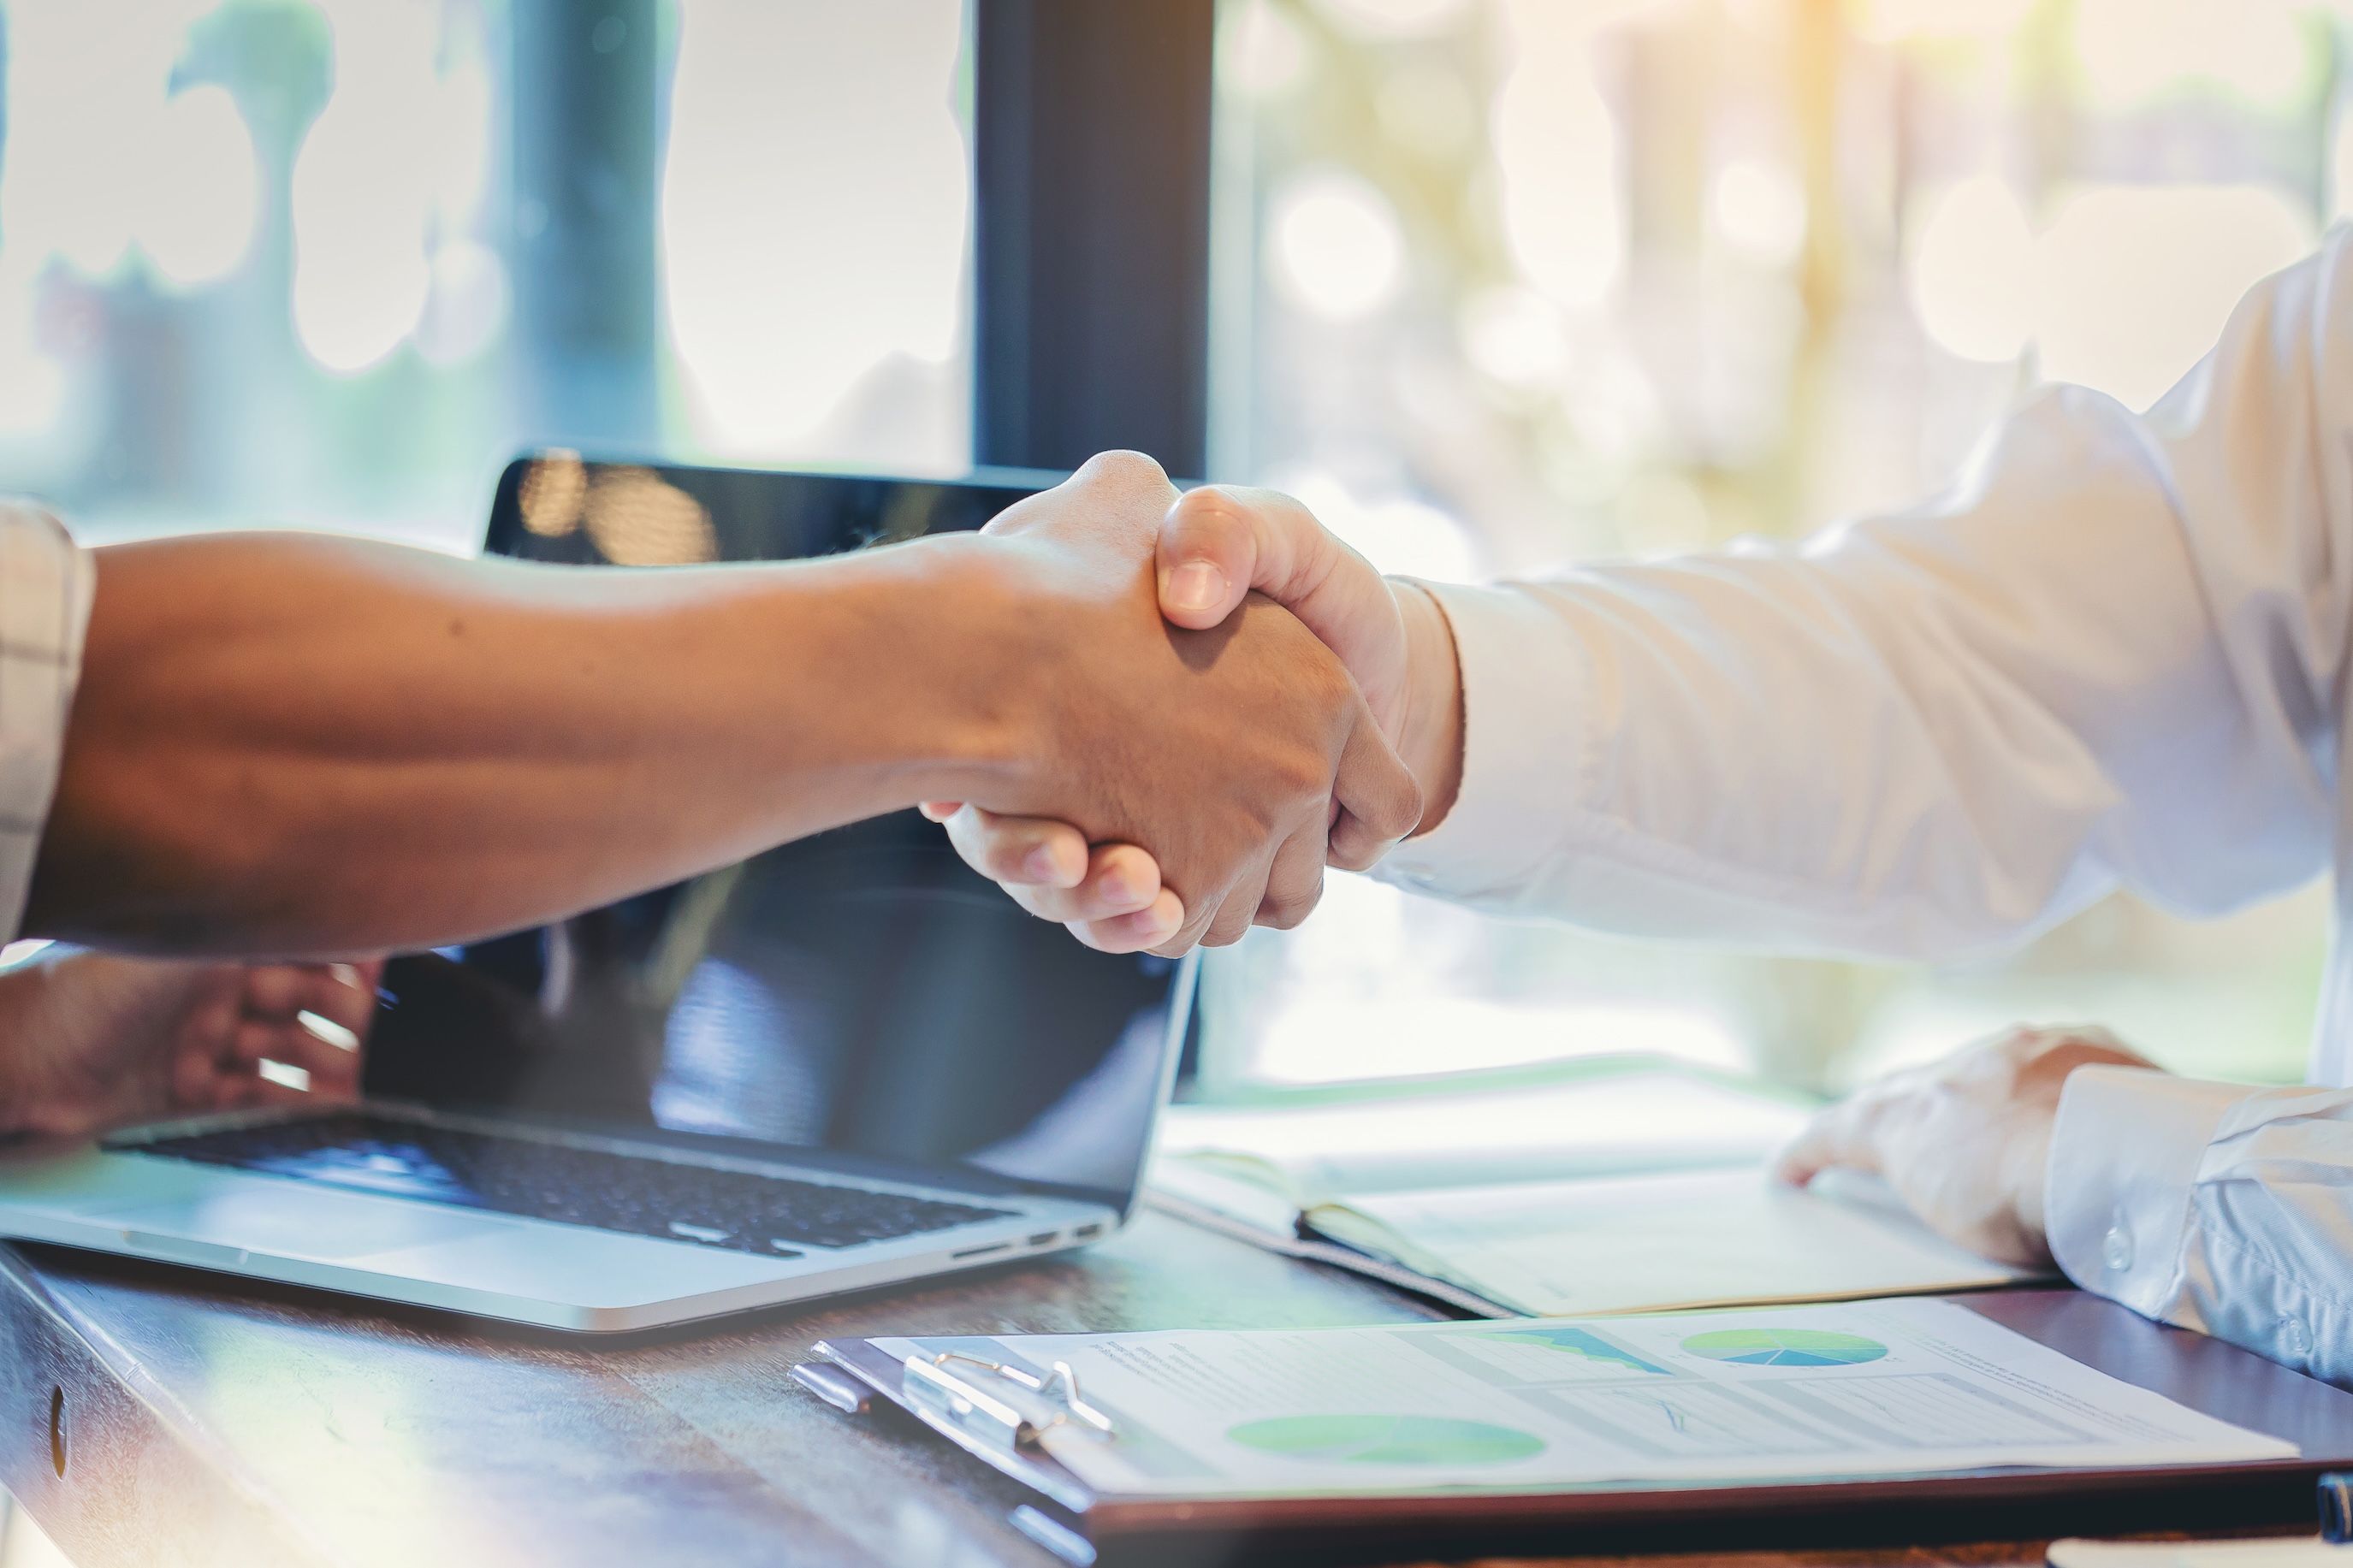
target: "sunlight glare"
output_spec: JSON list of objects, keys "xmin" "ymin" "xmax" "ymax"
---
[
  {"xmin": 292, "ymin": 1, "xmax": 490, "ymax": 374},
  {"xmin": 663, "ymin": 0, "xmax": 969, "ymax": 459}
]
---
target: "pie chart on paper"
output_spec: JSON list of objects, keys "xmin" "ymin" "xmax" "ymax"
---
[{"xmin": 1679, "ymin": 1328, "xmax": 1888, "ymax": 1368}]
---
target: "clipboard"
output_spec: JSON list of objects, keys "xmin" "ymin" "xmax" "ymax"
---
[{"xmin": 793, "ymin": 1292, "xmax": 2353, "ymax": 1566}]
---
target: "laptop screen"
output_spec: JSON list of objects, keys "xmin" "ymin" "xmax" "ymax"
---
[{"xmin": 359, "ymin": 456, "xmax": 1192, "ymax": 1214}]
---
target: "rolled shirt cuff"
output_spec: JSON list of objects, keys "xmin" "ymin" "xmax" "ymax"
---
[
  {"xmin": 1376, "ymin": 581, "xmax": 1592, "ymax": 900},
  {"xmin": 2045, "ymin": 1065, "xmax": 2251, "ymax": 1328}
]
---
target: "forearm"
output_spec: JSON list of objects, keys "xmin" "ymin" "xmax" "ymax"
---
[{"xmin": 27, "ymin": 531, "xmax": 1030, "ymax": 955}]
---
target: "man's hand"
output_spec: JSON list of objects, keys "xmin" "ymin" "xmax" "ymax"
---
[
  {"xmin": 1774, "ymin": 1024, "xmax": 2160, "ymax": 1267},
  {"xmin": 0, "ymin": 953, "xmax": 380, "ymax": 1138},
  {"xmin": 950, "ymin": 457, "xmax": 1422, "ymax": 954},
  {"xmin": 927, "ymin": 482, "xmax": 1463, "ymax": 951}
]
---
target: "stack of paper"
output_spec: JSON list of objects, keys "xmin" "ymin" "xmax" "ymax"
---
[
  {"xmin": 1149, "ymin": 1064, "xmax": 2041, "ymax": 1316},
  {"xmin": 874, "ymin": 1299, "xmax": 2291, "ymax": 1499}
]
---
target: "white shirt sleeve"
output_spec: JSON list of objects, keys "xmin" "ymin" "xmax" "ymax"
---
[
  {"xmin": 0, "ymin": 504, "xmax": 92, "ymax": 940},
  {"xmin": 2048, "ymin": 1068, "xmax": 2353, "ymax": 1386},
  {"xmin": 1375, "ymin": 228, "xmax": 2353, "ymax": 1378},
  {"xmin": 1382, "ymin": 230, "xmax": 2353, "ymax": 957}
]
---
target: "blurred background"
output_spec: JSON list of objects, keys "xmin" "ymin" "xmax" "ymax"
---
[{"xmin": 0, "ymin": 0, "xmax": 2331, "ymax": 1100}]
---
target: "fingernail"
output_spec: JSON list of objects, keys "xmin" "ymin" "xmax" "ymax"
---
[
  {"xmin": 1165, "ymin": 560, "xmax": 1229, "ymax": 614},
  {"xmin": 1023, "ymin": 844, "xmax": 1064, "ymax": 884},
  {"xmin": 1099, "ymin": 868, "xmax": 1136, "ymax": 906}
]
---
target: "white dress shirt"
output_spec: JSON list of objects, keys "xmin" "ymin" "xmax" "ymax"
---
[
  {"xmin": 1380, "ymin": 229, "xmax": 2353, "ymax": 1387},
  {"xmin": 0, "ymin": 504, "xmax": 90, "ymax": 943}
]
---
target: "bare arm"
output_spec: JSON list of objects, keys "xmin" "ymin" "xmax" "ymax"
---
[{"xmin": 26, "ymin": 455, "xmax": 1419, "ymax": 956}]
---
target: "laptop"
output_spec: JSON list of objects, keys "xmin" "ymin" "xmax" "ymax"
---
[{"xmin": 0, "ymin": 458, "xmax": 1196, "ymax": 1332}]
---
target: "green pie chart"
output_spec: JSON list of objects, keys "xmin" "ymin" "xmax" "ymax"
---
[
  {"xmin": 1227, "ymin": 1414, "xmax": 1544, "ymax": 1466},
  {"xmin": 1680, "ymin": 1328, "xmax": 1888, "ymax": 1368}
]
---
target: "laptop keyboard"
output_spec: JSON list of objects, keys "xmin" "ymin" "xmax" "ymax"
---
[{"xmin": 114, "ymin": 1115, "xmax": 1017, "ymax": 1256}]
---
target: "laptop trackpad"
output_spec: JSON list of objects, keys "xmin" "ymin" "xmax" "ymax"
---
[{"xmin": 89, "ymin": 1186, "xmax": 509, "ymax": 1262}]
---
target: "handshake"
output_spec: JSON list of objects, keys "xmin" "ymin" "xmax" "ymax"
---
[{"xmin": 910, "ymin": 450, "xmax": 1466, "ymax": 956}]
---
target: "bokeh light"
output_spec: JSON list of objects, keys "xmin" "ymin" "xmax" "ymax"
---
[
  {"xmin": 2035, "ymin": 184, "xmax": 2314, "ymax": 411},
  {"xmin": 1493, "ymin": 0, "xmax": 1621, "ymax": 309},
  {"xmin": 1269, "ymin": 168, "xmax": 1408, "ymax": 320},
  {"xmin": 1710, "ymin": 159, "xmax": 1807, "ymax": 266},
  {"xmin": 1909, "ymin": 175, "xmax": 2035, "ymax": 364}
]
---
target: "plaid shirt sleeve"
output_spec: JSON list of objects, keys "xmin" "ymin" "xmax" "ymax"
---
[{"xmin": 0, "ymin": 503, "xmax": 92, "ymax": 940}]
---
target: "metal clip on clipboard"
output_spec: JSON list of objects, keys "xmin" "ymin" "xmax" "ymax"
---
[{"xmin": 899, "ymin": 1352, "xmax": 1115, "ymax": 1451}]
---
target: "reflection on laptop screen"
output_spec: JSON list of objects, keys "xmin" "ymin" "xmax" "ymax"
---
[{"xmin": 358, "ymin": 459, "xmax": 1188, "ymax": 1210}]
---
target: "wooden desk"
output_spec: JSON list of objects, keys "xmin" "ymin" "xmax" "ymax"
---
[{"xmin": 0, "ymin": 1213, "xmax": 2323, "ymax": 1568}]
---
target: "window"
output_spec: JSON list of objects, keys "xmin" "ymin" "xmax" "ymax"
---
[
  {"xmin": 1197, "ymin": 0, "xmax": 2334, "ymax": 1096},
  {"xmin": 0, "ymin": 0, "xmax": 975, "ymax": 553}
]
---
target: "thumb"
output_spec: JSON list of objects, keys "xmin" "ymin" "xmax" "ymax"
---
[{"xmin": 1158, "ymin": 487, "xmax": 1412, "ymax": 735}]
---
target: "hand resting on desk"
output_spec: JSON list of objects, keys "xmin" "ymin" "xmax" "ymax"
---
[{"xmin": 1775, "ymin": 1024, "xmax": 2161, "ymax": 1268}]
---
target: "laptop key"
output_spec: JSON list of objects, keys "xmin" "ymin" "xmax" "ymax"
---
[{"xmin": 111, "ymin": 1114, "xmax": 1016, "ymax": 1255}]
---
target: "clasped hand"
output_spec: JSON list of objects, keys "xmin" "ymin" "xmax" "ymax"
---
[{"xmin": 928, "ymin": 478, "xmax": 1462, "ymax": 955}]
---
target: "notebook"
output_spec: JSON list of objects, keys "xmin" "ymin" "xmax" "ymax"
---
[{"xmin": 1147, "ymin": 1062, "xmax": 2042, "ymax": 1317}]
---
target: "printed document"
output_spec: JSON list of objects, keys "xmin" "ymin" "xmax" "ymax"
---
[{"xmin": 878, "ymin": 1299, "xmax": 2293, "ymax": 1499}]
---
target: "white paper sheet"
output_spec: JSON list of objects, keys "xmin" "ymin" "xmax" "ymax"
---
[
  {"xmin": 878, "ymin": 1299, "xmax": 2293, "ymax": 1499},
  {"xmin": 1316, "ymin": 1166, "xmax": 2035, "ymax": 1316}
]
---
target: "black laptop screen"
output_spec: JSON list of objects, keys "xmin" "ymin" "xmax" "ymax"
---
[{"xmin": 358, "ymin": 457, "xmax": 1189, "ymax": 1211}]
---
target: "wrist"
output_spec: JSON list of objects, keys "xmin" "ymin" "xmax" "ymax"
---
[
  {"xmin": 1390, "ymin": 578, "xmax": 1464, "ymax": 835},
  {"xmin": 791, "ymin": 533, "xmax": 1055, "ymax": 810}
]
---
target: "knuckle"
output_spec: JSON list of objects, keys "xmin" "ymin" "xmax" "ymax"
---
[
  {"xmin": 1283, "ymin": 755, "xmax": 1331, "ymax": 804},
  {"xmin": 981, "ymin": 838, "xmax": 1034, "ymax": 880},
  {"xmin": 1171, "ymin": 484, "xmax": 1241, "ymax": 527},
  {"xmin": 1261, "ymin": 886, "xmax": 1321, "ymax": 930},
  {"xmin": 1084, "ymin": 449, "xmax": 1171, "ymax": 493}
]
